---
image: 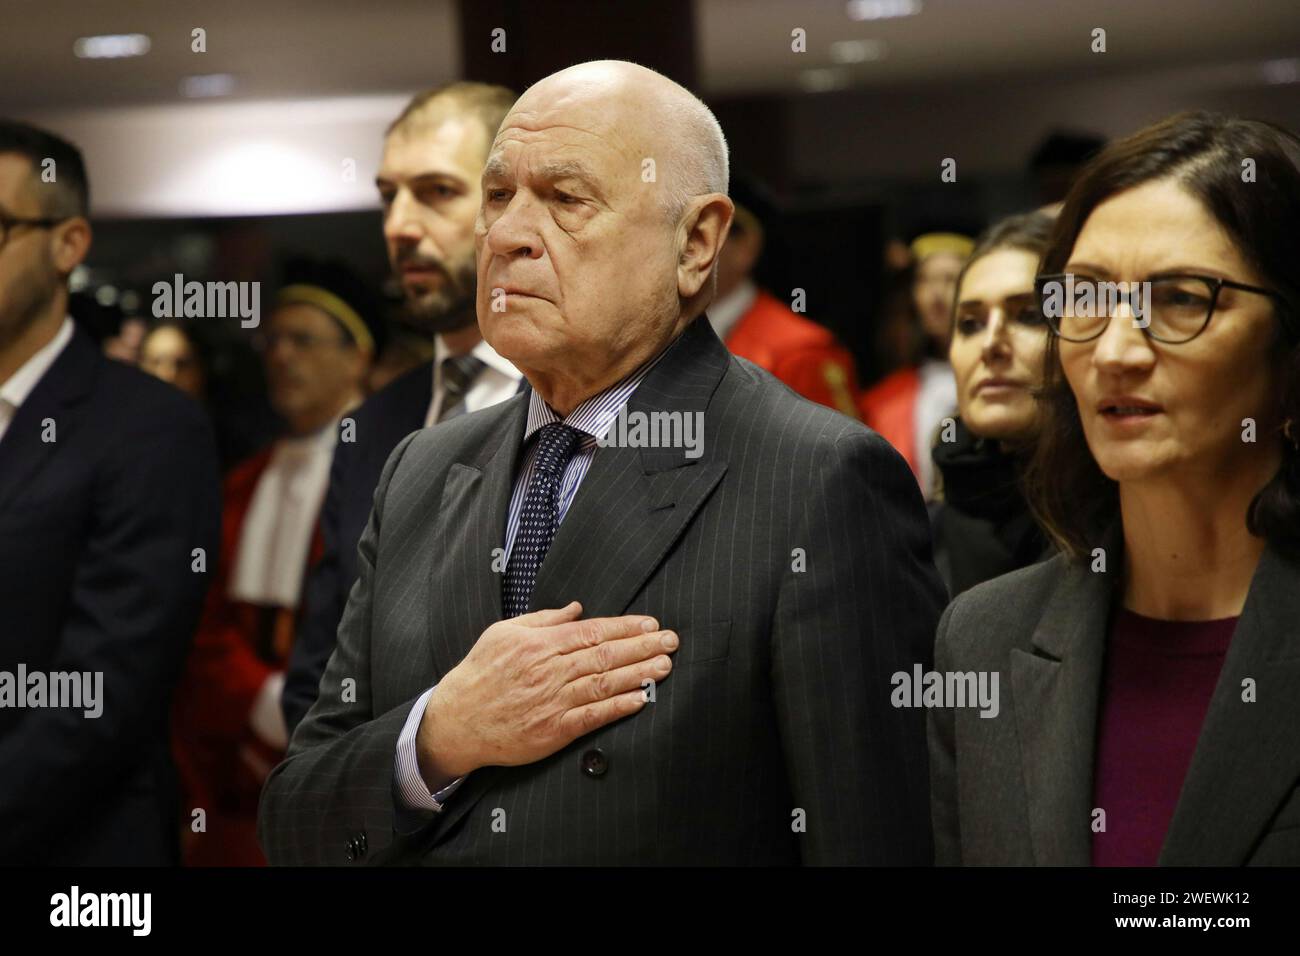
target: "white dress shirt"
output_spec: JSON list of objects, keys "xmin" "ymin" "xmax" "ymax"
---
[
  {"xmin": 0, "ymin": 317, "xmax": 74, "ymax": 444},
  {"xmin": 424, "ymin": 334, "xmax": 522, "ymax": 427},
  {"xmin": 228, "ymin": 418, "xmax": 342, "ymax": 610}
]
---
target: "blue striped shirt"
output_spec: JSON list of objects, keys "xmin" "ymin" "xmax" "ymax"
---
[
  {"xmin": 395, "ymin": 345, "xmax": 670, "ymax": 813},
  {"xmin": 501, "ymin": 349, "xmax": 667, "ymax": 564}
]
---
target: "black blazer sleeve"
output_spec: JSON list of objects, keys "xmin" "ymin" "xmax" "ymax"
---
[
  {"xmin": 0, "ymin": 397, "xmax": 220, "ymax": 859},
  {"xmin": 772, "ymin": 429, "xmax": 944, "ymax": 864}
]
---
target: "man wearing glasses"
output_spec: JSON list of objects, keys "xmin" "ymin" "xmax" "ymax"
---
[{"xmin": 0, "ymin": 120, "xmax": 221, "ymax": 864}]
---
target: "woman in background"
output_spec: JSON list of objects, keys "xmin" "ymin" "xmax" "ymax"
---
[
  {"xmin": 860, "ymin": 232, "xmax": 973, "ymax": 498},
  {"xmin": 139, "ymin": 318, "xmax": 211, "ymax": 403},
  {"xmin": 930, "ymin": 111, "xmax": 1300, "ymax": 866},
  {"xmin": 930, "ymin": 211, "xmax": 1055, "ymax": 597}
]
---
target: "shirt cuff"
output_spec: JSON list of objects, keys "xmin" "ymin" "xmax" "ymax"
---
[
  {"xmin": 249, "ymin": 671, "xmax": 288, "ymax": 750},
  {"xmin": 394, "ymin": 685, "xmax": 465, "ymax": 811}
]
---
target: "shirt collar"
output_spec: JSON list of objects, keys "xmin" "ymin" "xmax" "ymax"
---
[
  {"xmin": 433, "ymin": 332, "xmax": 523, "ymax": 386},
  {"xmin": 522, "ymin": 342, "xmax": 673, "ymax": 446},
  {"xmin": 706, "ymin": 279, "xmax": 758, "ymax": 342},
  {"xmin": 0, "ymin": 316, "xmax": 74, "ymax": 409}
]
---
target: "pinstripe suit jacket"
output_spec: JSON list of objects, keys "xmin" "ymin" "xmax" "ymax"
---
[{"xmin": 258, "ymin": 316, "xmax": 945, "ymax": 865}]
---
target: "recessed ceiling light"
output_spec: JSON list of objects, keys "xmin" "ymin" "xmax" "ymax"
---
[
  {"xmin": 800, "ymin": 68, "xmax": 850, "ymax": 93},
  {"xmin": 73, "ymin": 34, "xmax": 151, "ymax": 59},
  {"xmin": 831, "ymin": 39, "xmax": 888, "ymax": 63},
  {"xmin": 181, "ymin": 74, "xmax": 237, "ymax": 98},
  {"xmin": 847, "ymin": 0, "xmax": 921, "ymax": 21},
  {"xmin": 1261, "ymin": 58, "xmax": 1300, "ymax": 85}
]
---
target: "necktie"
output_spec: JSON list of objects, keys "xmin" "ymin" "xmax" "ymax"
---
[
  {"xmin": 502, "ymin": 422, "xmax": 582, "ymax": 618},
  {"xmin": 438, "ymin": 354, "xmax": 487, "ymax": 423}
]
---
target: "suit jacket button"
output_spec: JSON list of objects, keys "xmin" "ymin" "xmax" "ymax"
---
[
  {"xmin": 581, "ymin": 748, "xmax": 608, "ymax": 777},
  {"xmin": 357, "ymin": 831, "xmax": 368, "ymax": 855},
  {"xmin": 346, "ymin": 839, "xmax": 357, "ymax": 862}
]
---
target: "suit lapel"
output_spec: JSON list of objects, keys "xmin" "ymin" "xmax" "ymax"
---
[
  {"xmin": 0, "ymin": 327, "xmax": 97, "ymax": 514},
  {"xmin": 528, "ymin": 317, "xmax": 730, "ymax": 619},
  {"xmin": 1159, "ymin": 545, "xmax": 1300, "ymax": 864},
  {"xmin": 527, "ymin": 444, "xmax": 726, "ymax": 620},
  {"xmin": 1011, "ymin": 528, "xmax": 1118, "ymax": 865},
  {"xmin": 424, "ymin": 391, "xmax": 529, "ymax": 678}
]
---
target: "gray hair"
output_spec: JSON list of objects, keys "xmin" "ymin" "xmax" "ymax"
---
[{"xmin": 655, "ymin": 91, "xmax": 730, "ymax": 225}]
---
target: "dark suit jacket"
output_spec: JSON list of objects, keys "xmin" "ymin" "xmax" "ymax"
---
[
  {"xmin": 929, "ymin": 526, "xmax": 1300, "ymax": 865},
  {"xmin": 281, "ymin": 360, "xmax": 432, "ymax": 734},
  {"xmin": 0, "ymin": 326, "xmax": 220, "ymax": 865},
  {"xmin": 259, "ymin": 316, "xmax": 945, "ymax": 865}
]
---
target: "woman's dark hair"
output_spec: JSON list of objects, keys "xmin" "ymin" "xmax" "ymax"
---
[
  {"xmin": 951, "ymin": 209, "xmax": 1057, "ymax": 314},
  {"xmin": 1024, "ymin": 110, "xmax": 1300, "ymax": 559}
]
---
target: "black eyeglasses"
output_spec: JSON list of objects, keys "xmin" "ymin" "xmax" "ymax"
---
[
  {"xmin": 0, "ymin": 210, "xmax": 67, "ymax": 250},
  {"xmin": 1034, "ymin": 272, "xmax": 1289, "ymax": 344}
]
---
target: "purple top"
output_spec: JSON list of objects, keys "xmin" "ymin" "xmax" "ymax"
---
[{"xmin": 1090, "ymin": 607, "xmax": 1237, "ymax": 866}]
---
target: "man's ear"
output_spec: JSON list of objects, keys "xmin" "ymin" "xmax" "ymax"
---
[
  {"xmin": 49, "ymin": 216, "xmax": 92, "ymax": 276},
  {"xmin": 677, "ymin": 194, "xmax": 733, "ymax": 300}
]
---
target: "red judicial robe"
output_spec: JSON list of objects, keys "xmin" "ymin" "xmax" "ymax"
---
[
  {"xmin": 171, "ymin": 447, "xmax": 323, "ymax": 866},
  {"xmin": 858, "ymin": 366, "xmax": 923, "ymax": 484},
  {"xmin": 722, "ymin": 289, "xmax": 862, "ymax": 420}
]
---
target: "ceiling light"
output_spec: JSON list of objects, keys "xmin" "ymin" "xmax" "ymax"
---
[
  {"xmin": 830, "ymin": 39, "xmax": 887, "ymax": 63},
  {"xmin": 74, "ymin": 34, "xmax": 151, "ymax": 59},
  {"xmin": 1261, "ymin": 58, "xmax": 1300, "ymax": 85},
  {"xmin": 847, "ymin": 0, "xmax": 921, "ymax": 21},
  {"xmin": 800, "ymin": 68, "xmax": 850, "ymax": 93},
  {"xmin": 181, "ymin": 74, "xmax": 237, "ymax": 98}
]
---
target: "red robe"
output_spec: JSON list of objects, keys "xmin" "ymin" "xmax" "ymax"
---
[
  {"xmin": 858, "ymin": 366, "xmax": 922, "ymax": 483},
  {"xmin": 723, "ymin": 289, "xmax": 862, "ymax": 420},
  {"xmin": 172, "ymin": 447, "xmax": 323, "ymax": 867}
]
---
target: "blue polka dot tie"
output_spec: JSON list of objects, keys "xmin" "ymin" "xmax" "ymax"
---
[{"xmin": 503, "ymin": 422, "xmax": 582, "ymax": 618}]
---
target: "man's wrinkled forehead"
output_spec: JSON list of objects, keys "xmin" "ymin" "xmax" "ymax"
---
[{"xmin": 485, "ymin": 87, "xmax": 644, "ymax": 186}]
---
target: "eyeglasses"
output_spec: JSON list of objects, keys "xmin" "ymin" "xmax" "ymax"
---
[
  {"xmin": 0, "ymin": 210, "xmax": 67, "ymax": 250},
  {"xmin": 1034, "ymin": 272, "xmax": 1287, "ymax": 345}
]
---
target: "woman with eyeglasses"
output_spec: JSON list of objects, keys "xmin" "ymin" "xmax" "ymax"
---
[
  {"xmin": 930, "ymin": 211, "xmax": 1055, "ymax": 598},
  {"xmin": 929, "ymin": 111, "xmax": 1300, "ymax": 866}
]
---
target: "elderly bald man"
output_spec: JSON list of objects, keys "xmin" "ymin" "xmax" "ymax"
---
[{"xmin": 259, "ymin": 60, "xmax": 944, "ymax": 866}]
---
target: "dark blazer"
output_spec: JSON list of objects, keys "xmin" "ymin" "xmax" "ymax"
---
[
  {"xmin": 281, "ymin": 360, "xmax": 432, "ymax": 734},
  {"xmin": 929, "ymin": 527, "xmax": 1300, "ymax": 865},
  {"xmin": 259, "ymin": 316, "xmax": 945, "ymax": 865},
  {"xmin": 0, "ymin": 326, "xmax": 220, "ymax": 865}
]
